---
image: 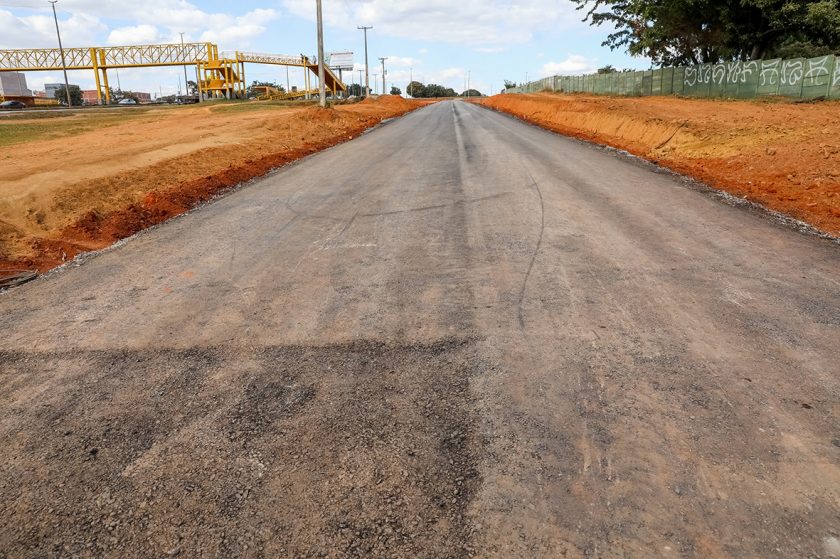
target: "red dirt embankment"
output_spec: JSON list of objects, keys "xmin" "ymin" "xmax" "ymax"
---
[
  {"xmin": 478, "ymin": 93, "xmax": 840, "ymax": 235},
  {"xmin": 0, "ymin": 96, "xmax": 421, "ymax": 274}
]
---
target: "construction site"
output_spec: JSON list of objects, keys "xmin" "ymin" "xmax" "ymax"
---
[{"xmin": 0, "ymin": 3, "xmax": 838, "ymax": 558}]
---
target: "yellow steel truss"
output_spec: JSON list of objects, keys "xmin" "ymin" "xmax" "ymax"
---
[{"xmin": 0, "ymin": 42, "xmax": 345, "ymax": 104}]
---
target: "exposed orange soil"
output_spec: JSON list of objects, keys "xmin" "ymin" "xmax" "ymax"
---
[
  {"xmin": 478, "ymin": 93, "xmax": 840, "ymax": 235},
  {"xmin": 0, "ymin": 96, "xmax": 422, "ymax": 273}
]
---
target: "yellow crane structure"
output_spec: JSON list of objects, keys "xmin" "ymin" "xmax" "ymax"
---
[{"xmin": 0, "ymin": 42, "xmax": 346, "ymax": 104}]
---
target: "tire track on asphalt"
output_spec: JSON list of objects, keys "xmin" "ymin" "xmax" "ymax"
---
[{"xmin": 517, "ymin": 172, "xmax": 546, "ymax": 329}]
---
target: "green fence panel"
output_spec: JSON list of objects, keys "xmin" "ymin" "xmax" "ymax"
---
[
  {"xmin": 641, "ymin": 70, "xmax": 653, "ymax": 95},
  {"xmin": 651, "ymin": 69, "xmax": 663, "ymax": 95},
  {"xmin": 723, "ymin": 62, "xmax": 739, "ymax": 97},
  {"xmin": 778, "ymin": 58, "xmax": 805, "ymax": 97},
  {"xmin": 832, "ymin": 58, "xmax": 840, "ymax": 99},
  {"xmin": 709, "ymin": 63, "xmax": 726, "ymax": 97},
  {"xmin": 672, "ymin": 67, "xmax": 685, "ymax": 95},
  {"xmin": 683, "ymin": 65, "xmax": 698, "ymax": 96},
  {"xmin": 801, "ymin": 55, "xmax": 834, "ymax": 98},
  {"xmin": 629, "ymin": 71, "xmax": 639, "ymax": 95},
  {"xmin": 735, "ymin": 60, "xmax": 760, "ymax": 98},
  {"xmin": 661, "ymin": 68, "xmax": 674, "ymax": 95},
  {"xmin": 756, "ymin": 59, "xmax": 781, "ymax": 96}
]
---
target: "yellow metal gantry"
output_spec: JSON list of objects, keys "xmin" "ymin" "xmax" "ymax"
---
[{"xmin": 0, "ymin": 42, "xmax": 346, "ymax": 104}]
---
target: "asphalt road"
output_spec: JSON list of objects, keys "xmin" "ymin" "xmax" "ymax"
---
[{"xmin": 1, "ymin": 100, "xmax": 838, "ymax": 558}]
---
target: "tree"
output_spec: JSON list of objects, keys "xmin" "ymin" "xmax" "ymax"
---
[
  {"xmin": 52, "ymin": 84, "xmax": 82, "ymax": 106},
  {"xmin": 424, "ymin": 83, "xmax": 458, "ymax": 97},
  {"xmin": 347, "ymin": 83, "xmax": 364, "ymax": 96},
  {"xmin": 503, "ymin": 80, "xmax": 518, "ymax": 89},
  {"xmin": 390, "ymin": 85, "xmax": 402, "ymax": 95},
  {"xmin": 460, "ymin": 89, "xmax": 484, "ymax": 97},
  {"xmin": 186, "ymin": 80, "xmax": 198, "ymax": 96},
  {"xmin": 109, "ymin": 88, "xmax": 139, "ymax": 104},
  {"xmin": 406, "ymin": 81, "xmax": 426, "ymax": 97},
  {"xmin": 597, "ymin": 65, "xmax": 618, "ymax": 74},
  {"xmin": 571, "ymin": 0, "xmax": 840, "ymax": 65}
]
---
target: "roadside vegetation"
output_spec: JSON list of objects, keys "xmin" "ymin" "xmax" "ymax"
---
[{"xmin": 571, "ymin": 0, "xmax": 840, "ymax": 65}]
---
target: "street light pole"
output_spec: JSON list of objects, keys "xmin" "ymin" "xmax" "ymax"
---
[
  {"xmin": 316, "ymin": 0, "xmax": 326, "ymax": 107},
  {"xmin": 357, "ymin": 25, "xmax": 372, "ymax": 97},
  {"xmin": 48, "ymin": 0, "xmax": 72, "ymax": 107},
  {"xmin": 179, "ymin": 32, "xmax": 189, "ymax": 97},
  {"xmin": 378, "ymin": 57, "xmax": 387, "ymax": 95}
]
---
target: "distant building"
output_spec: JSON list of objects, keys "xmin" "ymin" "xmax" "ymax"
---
[
  {"xmin": 44, "ymin": 83, "xmax": 63, "ymax": 98},
  {"xmin": 81, "ymin": 90, "xmax": 99, "ymax": 105}
]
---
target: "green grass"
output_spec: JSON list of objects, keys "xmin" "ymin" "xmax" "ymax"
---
[{"xmin": 0, "ymin": 107, "xmax": 167, "ymax": 147}]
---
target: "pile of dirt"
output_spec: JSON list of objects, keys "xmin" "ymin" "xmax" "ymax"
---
[
  {"xmin": 478, "ymin": 93, "xmax": 840, "ymax": 235},
  {"xmin": 360, "ymin": 95, "xmax": 417, "ymax": 110},
  {"xmin": 0, "ymin": 97, "xmax": 424, "ymax": 272}
]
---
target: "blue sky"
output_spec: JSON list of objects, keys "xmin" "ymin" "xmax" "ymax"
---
[{"xmin": 0, "ymin": 0, "xmax": 651, "ymax": 97}]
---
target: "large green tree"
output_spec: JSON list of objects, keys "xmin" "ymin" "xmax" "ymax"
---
[
  {"xmin": 571, "ymin": 0, "xmax": 840, "ymax": 65},
  {"xmin": 52, "ymin": 84, "xmax": 82, "ymax": 106}
]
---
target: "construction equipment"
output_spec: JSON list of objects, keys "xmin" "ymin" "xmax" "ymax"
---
[
  {"xmin": 0, "ymin": 42, "xmax": 346, "ymax": 104},
  {"xmin": 251, "ymin": 85, "xmax": 322, "ymax": 101}
]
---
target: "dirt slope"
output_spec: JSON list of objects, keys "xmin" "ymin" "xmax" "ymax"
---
[
  {"xmin": 477, "ymin": 93, "xmax": 840, "ymax": 235},
  {"xmin": 0, "ymin": 96, "xmax": 421, "ymax": 273}
]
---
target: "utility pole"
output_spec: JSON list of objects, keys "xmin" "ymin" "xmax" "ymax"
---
[
  {"xmin": 466, "ymin": 70, "xmax": 471, "ymax": 98},
  {"xmin": 48, "ymin": 0, "xmax": 72, "ymax": 107},
  {"xmin": 378, "ymin": 57, "xmax": 387, "ymax": 95},
  {"xmin": 409, "ymin": 67, "xmax": 412, "ymax": 97},
  {"xmin": 372, "ymin": 73, "xmax": 378, "ymax": 94},
  {"xmin": 179, "ymin": 33, "xmax": 189, "ymax": 97},
  {"xmin": 357, "ymin": 25, "xmax": 372, "ymax": 97},
  {"xmin": 316, "ymin": 0, "xmax": 326, "ymax": 107}
]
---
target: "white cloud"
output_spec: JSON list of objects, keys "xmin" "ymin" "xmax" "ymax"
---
[
  {"xmin": 198, "ymin": 9, "xmax": 278, "ymax": 46},
  {"xmin": 108, "ymin": 24, "xmax": 161, "ymax": 45},
  {"xmin": 383, "ymin": 56, "xmax": 416, "ymax": 68},
  {"xmin": 0, "ymin": 9, "xmax": 105, "ymax": 49},
  {"xmin": 541, "ymin": 55, "xmax": 597, "ymax": 76},
  {"xmin": 0, "ymin": 2, "xmax": 278, "ymax": 51},
  {"xmin": 282, "ymin": 0, "xmax": 578, "ymax": 47}
]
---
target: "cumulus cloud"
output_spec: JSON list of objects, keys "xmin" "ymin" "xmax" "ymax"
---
[
  {"xmin": 282, "ymin": 0, "xmax": 578, "ymax": 47},
  {"xmin": 107, "ymin": 24, "xmax": 161, "ymax": 45},
  {"xmin": 541, "ymin": 55, "xmax": 597, "ymax": 76},
  {"xmin": 0, "ymin": 1, "xmax": 278, "ymax": 50},
  {"xmin": 0, "ymin": 9, "xmax": 105, "ymax": 49}
]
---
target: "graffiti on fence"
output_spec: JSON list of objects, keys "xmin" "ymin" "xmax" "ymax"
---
[
  {"xmin": 781, "ymin": 59, "xmax": 804, "ymax": 85},
  {"xmin": 804, "ymin": 56, "xmax": 832, "ymax": 85},
  {"xmin": 760, "ymin": 59, "xmax": 781, "ymax": 86},
  {"xmin": 712, "ymin": 63, "xmax": 726, "ymax": 85},
  {"xmin": 514, "ymin": 54, "xmax": 838, "ymax": 99}
]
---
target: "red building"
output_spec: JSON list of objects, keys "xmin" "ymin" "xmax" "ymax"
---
[{"xmin": 81, "ymin": 90, "xmax": 99, "ymax": 105}]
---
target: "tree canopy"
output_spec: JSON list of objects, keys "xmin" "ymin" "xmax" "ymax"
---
[
  {"xmin": 390, "ymin": 86, "xmax": 402, "ymax": 95},
  {"xmin": 460, "ymin": 89, "xmax": 484, "ymax": 97},
  {"xmin": 571, "ymin": 0, "xmax": 840, "ymax": 65},
  {"xmin": 52, "ymin": 84, "xmax": 82, "ymax": 106},
  {"xmin": 405, "ymin": 81, "xmax": 458, "ymax": 98}
]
